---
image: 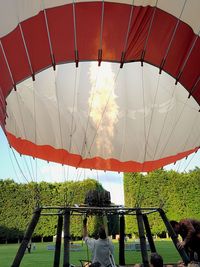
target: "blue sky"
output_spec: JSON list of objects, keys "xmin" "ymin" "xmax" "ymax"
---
[
  {"xmin": 1, "ymin": 127, "xmax": 200, "ymax": 205},
  {"xmin": 0, "ymin": 127, "xmax": 124, "ymax": 204}
]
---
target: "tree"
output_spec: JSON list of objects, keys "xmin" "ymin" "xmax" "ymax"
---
[
  {"xmin": 0, "ymin": 178, "xmax": 106, "ymax": 241},
  {"xmin": 124, "ymin": 168, "xmax": 200, "ymax": 236}
]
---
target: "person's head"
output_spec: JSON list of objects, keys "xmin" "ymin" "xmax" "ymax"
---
[
  {"xmin": 188, "ymin": 261, "xmax": 200, "ymax": 267},
  {"xmin": 98, "ymin": 226, "xmax": 107, "ymax": 239},
  {"xmin": 150, "ymin": 253, "xmax": 163, "ymax": 267},
  {"xmin": 177, "ymin": 260, "xmax": 185, "ymax": 267},
  {"xmin": 170, "ymin": 220, "xmax": 180, "ymax": 234}
]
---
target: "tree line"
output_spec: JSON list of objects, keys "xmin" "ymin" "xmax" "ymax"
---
[
  {"xmin": 124, "ymin": 168, "xmax": 200, "ymax": 237},
  {"xmin": 0, "ymin": 178, "xmax": 109, "ymax": 243},
  {"xmin": 1, "ymin": 167, "xmax": 200, "ymax": 243}
]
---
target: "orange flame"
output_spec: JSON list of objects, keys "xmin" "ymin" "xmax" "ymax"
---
[{"xmin": 88, "ymin": 62, "xmax": 119, "ymax": 156}]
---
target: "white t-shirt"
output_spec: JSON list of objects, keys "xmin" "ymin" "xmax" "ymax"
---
[{"xmin": 84, "ymin": 237, "xmax": 114, "ymax": 267}]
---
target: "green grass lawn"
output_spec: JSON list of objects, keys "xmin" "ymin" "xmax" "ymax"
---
[{"xmin": 0, "ymin": 240, "xmax": 181, "ymax": 267}]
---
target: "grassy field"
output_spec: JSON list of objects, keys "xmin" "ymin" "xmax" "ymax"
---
[{"xmin": 0, "ymin": 240, "xmax": 181, "ymax": 267}]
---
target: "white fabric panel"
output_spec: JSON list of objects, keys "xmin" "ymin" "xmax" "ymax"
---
[
  {"xmin": 17, "ymin": 0, "xmax": 42, "ymax": 24},
  {"xmin": 180, "ymin": 0, "xmax": 200, "ymax": 34},
  {"xmin": 157, "ymin": 0, "xmax": 185, "ymax": 19},
  {"xmin": 0, "ymin": 0, "xmax": 19, "ymax": 37},
  {"xmin": 0, "ymin": 0, "xmax": 41, "ymax": 37},
  {"xmin": 0, "ymin": 0, "xmax": 199, "ymax": 37},
  {"xmin": 43, "ymin": 0, "xmax": 72, "ymax": 9},
  {"xmin": 5, "ymin": 62, "xmax": 200, "ymax": 163},
  {"xmin": 158, "ymin": 0, "xmax": 200, "ymax": 34}
]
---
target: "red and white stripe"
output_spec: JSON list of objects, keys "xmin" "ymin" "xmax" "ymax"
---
[{"xmin": 0, "ymin": 1, "xmax": 199, "ymax": 172}]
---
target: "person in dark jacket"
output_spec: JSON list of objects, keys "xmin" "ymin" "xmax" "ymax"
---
[{"xmin": 170, "ymin": 219, "xmax": 200, "ymax": 260}]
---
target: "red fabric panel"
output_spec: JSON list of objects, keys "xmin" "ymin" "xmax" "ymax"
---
[
  {"xmin": 126, "ymin": 6, "xmax": 154, "ymax": 60},
  {"xmin": 163, "ymin": 22, "xmax": 195, "ymax": 78},
  {"xmin": 0, "ymin": 47, "xmax": 13, "ymax": 96},
  {"xmin": 145, "ymin": 8, "xmax": 177, "ymax": 66},
  {"xmin": 0, "ymin": 46, "xmax": 10, "ymax": 131},
  {"xmin": 1, "ymin": 27, "xmax": 31, "ymax": 83},
  {"xmin": 179, "ymin": 37, "xmax": 200, "ymax": 99},
  {"xmin": 76, "ymin": 2, "xmax": 102, "ymax": 61},
  {"xmin": 0, "ymin": 2, "xmax": 199, "ymax": 133},
  {"xmin": 46, "ymin": 5, "xmax": 74, "ymax": 63},
  {"xmin": 0, "ymin": 108, "xmax": 5, "ymax": 125},
  {"xmin": 7, "ymin": 131, "xmax": 198, "ymax": 172},
  {"xmin": 102, "ymin": 2, "xmax": 130, "ymax": 62},
  {"xmin": 21, "ymin": 11, "xmax": 52, "ymax": 72}
]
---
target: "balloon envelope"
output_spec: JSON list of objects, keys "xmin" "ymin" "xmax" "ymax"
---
[{"xmin": 0, "ymin": 1, "xmax": 200, "ymax": 172}]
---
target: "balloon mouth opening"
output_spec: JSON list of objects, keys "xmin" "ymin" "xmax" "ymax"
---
[{"xmin": 5, "ymin": 61, "xmax": 200, "ymax": 171}]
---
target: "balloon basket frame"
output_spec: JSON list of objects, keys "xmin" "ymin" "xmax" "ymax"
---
[{"xmin": 11, "ymin": 206, "xmax": 190, "ymax": 267}]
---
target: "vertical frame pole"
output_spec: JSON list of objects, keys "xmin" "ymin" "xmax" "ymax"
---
[
  {"xmin": 11, "ymin": 208, "xmax": 41, "ymax": 267},
  {"xmin": 136, "ymin": 209, "xmax": 149, "ymax": 267},
  {"xmin": 119, "ymin": 214, "xmax": 125, "ymax": 265},
  {"xmin": 63, "ymin": 210, "xmax": 70, "ymax": 267},
  {"xmin": 53, "ymin": 213, "xmax": 63, "ymax": 267},
  {"xmin": 142, "ymin": 214, "xmax": 156, "ymax": 253}
]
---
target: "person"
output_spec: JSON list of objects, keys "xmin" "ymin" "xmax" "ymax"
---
[
  {"xmin": 170, "ymin": 219, "xmax": 200, "ymax": 261},
  {"xmin": 32, "ymin": 243, "xmax": 36, "ymax": 251},
  {"xmin": 188, "ymin": 262, "xmax": 200, "ymax": 267},
  {"xmin": 27, "ymin": 240, "xmax": 32, "ymax": 253},
  {"xmin": 150, "ymin": 252, "xmax": 163, "ymax": 267},
  {"xmin": 83, "ymin": 218, "xmax": 114, "ymax": 267},
  {"xmin": 177, "ymin": 260, "xmax": 185, "ymax": 267}
]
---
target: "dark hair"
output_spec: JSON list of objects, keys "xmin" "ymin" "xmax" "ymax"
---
[
  {"xmin": 170, "ymin": 220, "xmax": 179, "ymax": 228},
  {"xmin": 98, "ymin": 226, "xmax": 106, "ymax": 239},
  {"xmin": 150, "ymin": 253, "xmax": 163, "ymax": 267}
]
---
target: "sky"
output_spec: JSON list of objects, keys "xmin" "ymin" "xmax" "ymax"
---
[
  {"xmin": 1, "ymin": 127, "xmax": 200, "ymax": 205},
  {"xmin": 0, "ymin": 127, "xmax": 124, "ymax": 205}
]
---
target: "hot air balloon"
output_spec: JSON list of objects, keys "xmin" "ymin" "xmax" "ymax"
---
[
  {"xmin": 0, "ymin": 1, "xmax": 199, "ymax": 266},
  {"xmin": 0, "ymin": 0, "xmax": 199, "ymax": 173}
]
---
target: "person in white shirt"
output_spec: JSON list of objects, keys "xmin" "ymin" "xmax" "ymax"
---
[{"xmin": 83, "ymin": 218, "xmax": 114, "ymax": 267}]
